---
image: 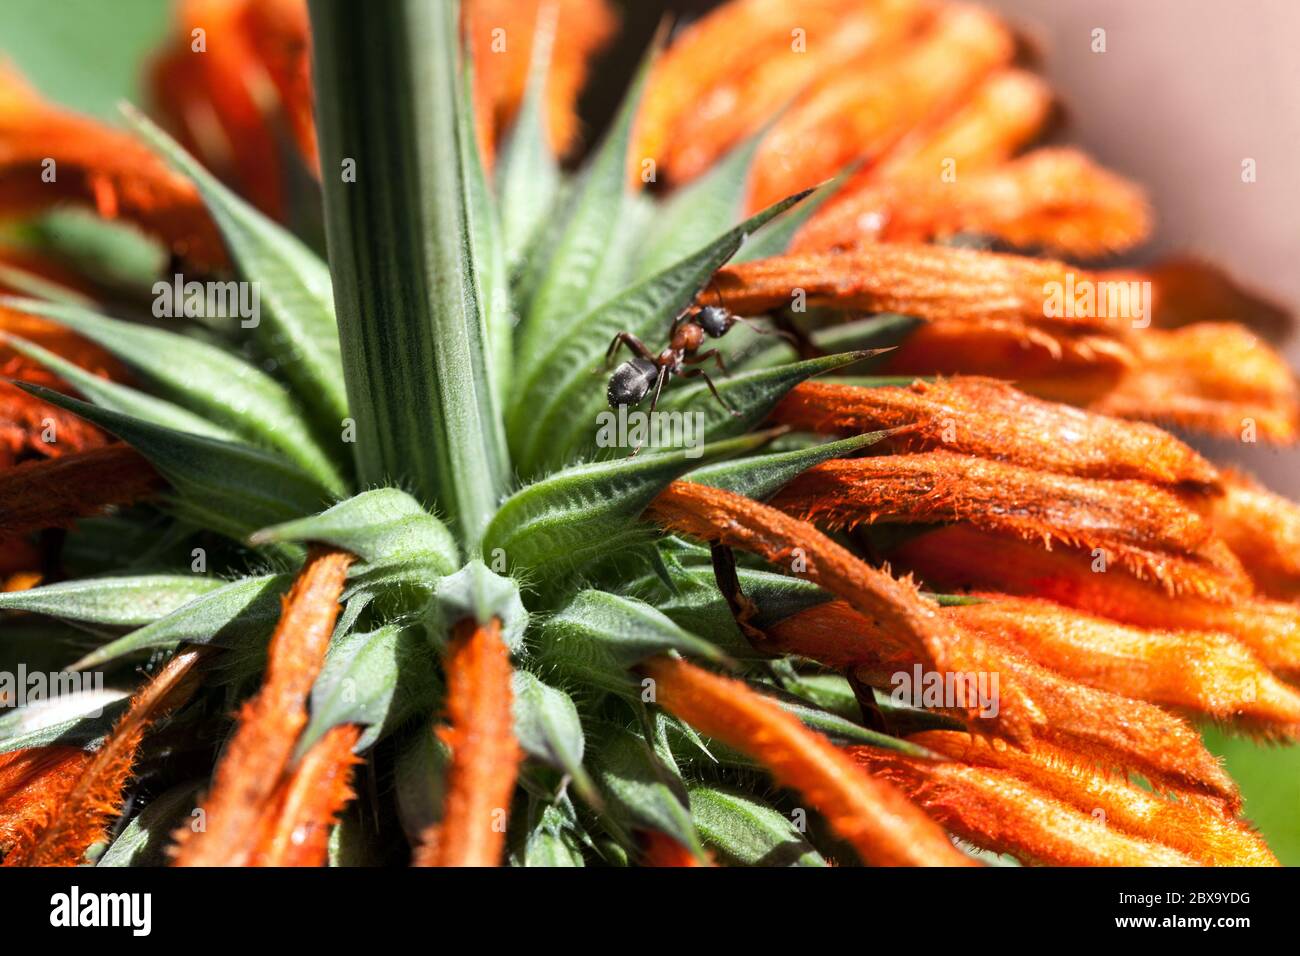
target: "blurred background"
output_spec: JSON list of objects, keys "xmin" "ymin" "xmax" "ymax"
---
[{"xmin": 1, "ymin": 0, "xmax": 1296, "ymax": 862}]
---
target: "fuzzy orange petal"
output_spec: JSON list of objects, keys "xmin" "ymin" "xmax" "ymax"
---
[
  {"xmin": 414, "ymin": 617, "xmax": 521, "ymax": 868},
  {"xmin": 0, "ymin": 746, "xmax": 89, "ymax": 860},
  {"xmin": 1203, "ymin": 470, "xmax": 1300, "ymax": 600},
  {"xmin": 0, "ymin": 444, "xmax": 162, "ymax": 533},
  {"xmin": 770, "ymin": 377, "xmax": 1219, "ymax": 486},
  {"xmin": 172, "ymin": 548, "xmax": 352, "ymax": 867},
  {"xmin": 642, "ymin": 655, "xmax": 973, "ymax": 866}
]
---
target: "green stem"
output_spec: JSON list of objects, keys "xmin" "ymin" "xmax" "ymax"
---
[{"xmin": 308, "ymin": 0, "xmax": 509, "ymax": 549}]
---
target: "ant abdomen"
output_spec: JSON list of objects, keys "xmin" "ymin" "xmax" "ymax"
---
[{"xmin": 607, "ymin": 357, "xmax": 658, "ymax": 408}]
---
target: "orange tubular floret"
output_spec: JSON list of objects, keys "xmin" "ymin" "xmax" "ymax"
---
[
  {"xmin": 0, "ymin": 444, "xmax": 163, "ymax": 534},
  {"xmin": 11, "ymin": 649, "xmax": 204, "ymax": 867},
  {"xmin": 0, "ymin": 747, "xmax": 90, "ymax": 861},
  {"xmin": 1204, "ymin": 471, "xmax": 1300, "ymax": 600},
  {"xmin": 713, "ymin": 245, "xmax": 1157, "ymax": 334},
  {"xmin": 769, "ymin": 451, "xmax": 1249, "ymax": 596},
  {"xmin": 0, "ymin": 384, "xmax": 108, "ymax": 468},
  {"xmin": 414, "ymin": 618, "xmax": 521, "ymax": 868},
  {"xmin": 770, "ymin": 378, "xmax": 1220, "ymax": 486},
  {"xmin": 949, "ymin": 596, "xmax": 1300, "ymax": 735},
  {"xmin": 793, "ymin": 148, "xmax": 1151, "ymax": 256},
  {"xmin": 0, "ymin": 65, "xmax": 225, "ymax": 271},
  {"xmin": 911, "ymin": 731, "xmax": 1277, "ymax": 867},
  {"xmin": 641, "ymin": 656, "xmax": 974, "ymax": 866},
  {"xmin": 847, "ymin": 746, "xmax": 1200, "ymax": 866},
  {"xmin": 251, "ymin": 723, "xmax": 363, "ymax": 867},
  {"xmin": 892, "ymin": 524, "xmax": 1300, "ymax": 680},
  {"xmin": 747, "ymin": 5, "xmax": 1014, "ymax": 211},
  {"xmin": 173, "ymin": 548, "xmax": 352, "ymax": 867},
  {"xmin": 641, "ymin": 831, "xmax": 713, "ymax": 867},
  {"xmin": 466, "ymin": 0, "xmax": 617, "ymax": 163},
  {"xmin": 241, "ymin": 0, "xmax": 318, "ymax": 174}
]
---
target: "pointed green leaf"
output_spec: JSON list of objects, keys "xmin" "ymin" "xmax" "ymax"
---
[
  {"xmin": 428, "ymin": 560, "xmax": 528, "ymax": 651},
  {"xmin": 512, "ymin": 670, "xmax": 596, "ymax": 803},
  {"xmin": 591, "ymin": 723, "xmax": 704, "ymax": 859},
  {"xmin": 122, "ymin": 106, "xmax": 348, "ymax": 429},
  {"xmin": 2, "ymin": 334, "xmax": 238, "ymax": 442},
  {"xmin": 687, "ymin": 430, "xmax": 893, "ymax": 500},
  {"xmin": 514, "ymin": 39, "xmax": 659, "ymax": 377},
  {"xmin": 537, "ymin": 590, "xmax": 725, "ymax": 697},
  {"xmin": 741, "ymin": 312, "xmax": 919, "ymax": 370},
  {"xmin": 688, "ymin": 786, "xmax": 826, "ymax": 867},
  {"xmin": 298, "ymin": 622, "xmax": 438, "ymax": 756},
  {"xmin": 310, "ymin": 0, "xmax": 509, "ymax": 545},
  {"xmin": 3, "ymin": 297, "xmax": 346, "ymax": 492},
  {"xmin": 0, "ymin": 574, "xmax": 224, "ymax": 628},
  {"xmin": 99, "ymin": 782, "xmax": 202, "ymax": 867},
  {"xmin": 522, "ymin": 798, "xmax": 587, "ymax": 867},
  {"xmin": 22, "ymin": 384, "xmax": 333, "ymax": 542},
  {"xmin": 0, "ymin": 693, "xmax": 128, "ymax": 755},
  {"xmin": 510, "ymin": 189, "xmax": 811, "ymax": 473},
  {"xmin": 482, "ymin": 433, "xmax": 765, "ymax": 581},
  {"xmin": 70, "ymin": 573, "xmax": 291, "ymax": 671},
  {"xmin": 732, "ymin": 166, "xmax": 853, "ymax": 263}
]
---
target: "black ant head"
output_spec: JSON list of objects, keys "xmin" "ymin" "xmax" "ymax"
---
[
  {"xmin": 695, "ymin": 305, "xmax": 731, "ymax": 338},
  {"xmin": 607, "ymin": 357, "xmax": 658, "ymax": 408}
]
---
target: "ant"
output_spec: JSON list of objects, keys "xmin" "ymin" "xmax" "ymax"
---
[{"xmin": 605, "ymin": 287, "xmax": 794, "ymax": 419}]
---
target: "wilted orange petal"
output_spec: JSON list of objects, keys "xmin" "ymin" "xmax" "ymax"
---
[
  {"xmin": 770, "ymin": 451, "xmax": 1248, "ymax": 595},
  {"xmin": 0, "ymin": 746, "xmax": 89, "ymax": 861},
  {"xmin": 641, "ymin": 655, "xmax": 973, "ymax": 866},
  {"xmin": 747, "ymin": 5, "xmax": 1014, "ymax": 211},
  {"xmin": 793, "ymin": 148, "xmax": 1151, "ymax": 256},
  {"xmin": 0, "ymin": 443, "xmax": 162, "ymax": 533},
  {"xmin": 892, "ymin": 524, "xmax": 1300, "ymax": 679},
  {"xmin": 465, "ymin": 0, "xmax": 617, "ymax": 163},
  {"xmin": 911, "ymin": 731, "xmax": 1276, "ymax": 866},
  {"xmin": 847, "ymin": 745, "xmax": 1200, "ymax": 866},
  {"xmin": 251, "ymin": 722, "xmax": 362, "ymax": 867},
  {"xmin": 770, "ymin": 377, "xmax": 1220, "ymax": 486},
  {"xmin": 0, "ymin": 64, "xmax": 225, "ymax": 272},
  {"xmin": 414, "ymin": 617, "xmax": 521, "ymax": 868},
  {"xmin": 173, "ymin": 548, "xmax": 352, "ymax": 867},
  {"xmin": 15, "ymin": 649, "xmax": 204, "ymax": 867}
]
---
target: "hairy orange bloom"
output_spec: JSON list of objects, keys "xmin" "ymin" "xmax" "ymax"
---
[
  {"xmin": 1114, "ymin": 257, "xmax": 1291, "ymax": 338},
  {"xmin": 10, "ymin": 649, "xmax": 204, "ymax": 867},
  {"xmin": 1203, "ymin": 471, "xmax": 1300, "ymax": 600},
  {"xmin": 634, "ymin": 0, "xmax": 923, "ymax": 184},
  {"xmin": 774, "ymin": 599, "xmax": 1237, "ymax": 802},
  {"xmin": 912, "ymin": 731, "xmax": 1277, "ymax": 866},
  {"xmin": 149, "ymin": 0, "xmax": 306, "ymax": 219},
  {"xmin": 0, "ymin": 444, "xmax": 163, "ymax": 534},
  {"xmin": 0, "ymin": 65, "xmax": 225, "ymax": 271},
  {"xmin": 0, "ymin": 747, "xmax": 90, "ymax": 861},
  {"xmin": 641, "ymin": 831, "xmax": 713, "ymax": 867},
  {"xmin": 647, "ymin": 481, "xmax": 971, "ymax": 685},
  {"xmin": 1086, "ymin": 323, "xmax": 1300, "ymax": 443},
  {"xmin": 893, "ymin": 525, "xmax": 1300, "ymax": 679},
  {"xmin": 770, "ymin": 451, "xmax": 1248, "ymax": 595},
  {"xmin": 847, "ymin": 746, "xmax": 1200, "ymax": 866},
  {"xmin": 792, "ymin": 148, "xmax": 1151, "ymax": 256},
  {"xmin": 747, "ymin": 5, "xmax": 1013, "ymax": 211},
  {"xmin": 771, "ymin": 378, "xmax": 1220, "ymax": 486},
  {"xmin": 642, "ymin": 655, "xmax": 973, "ymax": 866},
  {"xmin": 466, "ymin": 0, "xmax": 617, "ymax": 163},
  {"xmin": 173, "ymin": 548, "xmax": 352, "ymax": 867},
  {"xmin": 415, "ymin": 618, "xmax": 521, "ymax": 867},
  {"xmin": 250, "ymin": 723, "xmax": 362, "ymax": 867},
  {"xmin": 947, "ymin": 596, "xmax": 1300, "ymax": 735}
]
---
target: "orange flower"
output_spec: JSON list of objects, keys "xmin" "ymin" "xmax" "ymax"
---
[
  {"xmin": 791, "ymin": 148, "xmax": 1151, "ymax": 256},
  {"xmin": 769, "ymin": 450, "xmax": 1248, "ymax": 595},
  {"xmin": 414, "ymin": 618, "xmax": 521, "ymax": 868},
  {"xmin": 642, "ymin": 655, "xmax": 974, "ymax": 866},
  {"xmin": 0, "ymin": 64, "xmax": 225, "ymax": 271},
  {"xmin": 891, "ymin": 524, "xmax": 1300, "ymax": 679},
  {"xmin": 0, "ymin": 746, "xmax": 90, "ymax": 861},
  {"xmin": 173, "ymin": 548, "xmax": 352, "ymax": 866},
  {"xmin": 910, "ymin": 731, "xmax": 1277, "ymax": 866},
  {"xmin": 1203, "ymin": 470, "xmax": 1300, "ymax": 600},
  {"xmin": 0, "ymin": 444, "xmax": 162, "ymax": 535},
  {"xmin": 747, "ymin": 5, "xmax": 1014, "ymax": 211},
  {"xmin": 641, "ymin": 831, "xmax": 713, "ymax": 867},
  {"xmin": 848, "ymin": 745, "xmax": 1201, "ymax": 866},
  {"xmin": 770, "ymin": 377, "xmax": 1220, "ymax": 485},
  {"xmin": 8, "ymin": 649, "xmax": 204, "ymax": 867}
]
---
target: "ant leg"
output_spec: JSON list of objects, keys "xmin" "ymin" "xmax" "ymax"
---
[
  {"xmin": 605, "ymin": 332, "xmax": 656, "ymax": 368},
  {"xmin": 683, "ymin": 348, "xmax": 730, "ymax": 376},
  {"xmin": 680, "ymin": 368, "xmax": 742, "ymax": 417},
  {"xmin": 630, "ymin": 365, "xmax": 670, "ymax": 458}
]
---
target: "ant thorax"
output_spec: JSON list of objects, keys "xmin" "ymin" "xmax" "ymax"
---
[{"xmin": 671, "ymin": 321, "xmax": 705, "ymax": 353}]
